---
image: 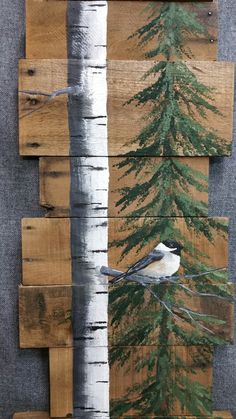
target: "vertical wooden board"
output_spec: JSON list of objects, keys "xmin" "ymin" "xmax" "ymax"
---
[
  {"xmin": 22, "ymin": 218, "xmax": 71, "ymax": 285},
  {"xmin": 108, "ymin": 1, "xmax": 217, "ymax": 61},
  {"xmin": 19, "ymin": 285, "xmax": 72, "ymax": 348},
  {"xmin": 39, "ymin": 157, "xmax": 209, "ymax": 217},
  {"xmin": 49, "ymin": 347, "xmax": 73, "ymax": 418},
  {"xmin": 26, "ymin": 0, "xmax": 68, "ymax": 59},
  {"xmin": 107, "ymin": 60, "xmax": 234, "ymax": 157},
  {"xmin": 109, "ymin": 345, "xmax": 213, "ymax": 416}
]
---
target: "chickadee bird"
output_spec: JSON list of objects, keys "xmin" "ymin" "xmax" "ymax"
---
[{"xmin": 111, "ymin": 239, "xmax": 183, "ymax": 284}]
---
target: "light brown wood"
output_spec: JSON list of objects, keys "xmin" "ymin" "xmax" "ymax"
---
[
  {"xmin": 109, "ymin": 283, "xmax": 234, "ymax": 345},
  {"xmin": 49, "ymin": 347, "xmax": 73, "ymax": 418},
  {"xmin": 110, "ymin": 345, "xmax": 212, "ymax": 416},
  {"xmin": 22, "ymin": 218, "xmax": 71, "ymax": 285},
  {"xmin": 19, "ymin": 59, "xmax": 234, "ymax": 157},
  {"xmin": 26, "ymin": 0, "xmax": 67, "ymax": 59},
  {"xmin": 19, "ymin": 59, "xmax": 69, "ymax": 156},
  {"xmin": 108, "ymin": 60, "xmax": 234, "ymax": 156},
  {"xmin": 39, "ymin": 157, "xmax": 209, "ymax": 217},
  {"xmin": 19, "ymin": 285, "xmax": 72, "ymax": 348},
  {"xmin": 108, "ymin": 1, "xmax": 217, "ymax": 61},
  {"xmin": 13, "ymin": 413, "xmax": 49, "ymax": 419},
  {"xmin": 40, "ymin": 157, "xmax": 70, "ymax": 217}
]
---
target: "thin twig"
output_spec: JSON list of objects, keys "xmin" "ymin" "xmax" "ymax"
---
[{"xmin": 19, "ymin": 85, "xmax": 81, "ymax": 119}]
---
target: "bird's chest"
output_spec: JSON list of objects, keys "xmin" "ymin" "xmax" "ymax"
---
[{"xmin": 142, "ymin": 253, "xmax": 180, "ymax": 277}]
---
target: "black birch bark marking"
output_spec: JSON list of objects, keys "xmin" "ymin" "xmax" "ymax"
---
[{"xmin": 67, "ymin": 2, "xmax": 109, "ymax": 416}]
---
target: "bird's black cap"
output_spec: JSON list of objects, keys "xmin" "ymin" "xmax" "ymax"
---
[{"xmin": 162, "ymin": 239, "xmax": 183, "ymax": 256}]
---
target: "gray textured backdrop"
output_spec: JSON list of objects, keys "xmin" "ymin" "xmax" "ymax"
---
[{"xmin": 0, "ymin": 1, "xmax": 236, "ymax": 418}]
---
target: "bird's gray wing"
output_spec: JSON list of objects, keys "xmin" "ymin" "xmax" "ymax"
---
[{"xmin": 126, "ymin": 250, "xmax": 165, "ymax": 276}]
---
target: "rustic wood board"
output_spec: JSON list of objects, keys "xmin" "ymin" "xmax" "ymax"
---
[
  {"xmin": 49, "ymin": 347, "xmax": 73, "ymax": 418},
  {"xmin": 108, "ymin": 1, "xmax": 217, "ymax": 61},
  {"xmin": 110, "ymin": 345, "xmax": 213, "ymax": 416},
  {"xmin": 19, "ymin": 59, "xmax": 234, "ymax": 157},
  {"xmin": 39, "ymin": 157, "xmax": 209, "ymax": 217},
  {"xmin": 22, "ymin": 218, "xmax": 71, "ymax": 285},
  {"xmin": 19, "ymin": 285, "xmax": 72, "ymax": 348},
  {"xmin": 109, "ymin": 283, "xmax": 234, "ymax": 345},
  {"xmin": 21, "ymin": 217, "xmax": 229, "ymax": 287},
  {"xmin": 25, "ymin": 1, "xmax": 216, "ymax": 61}
]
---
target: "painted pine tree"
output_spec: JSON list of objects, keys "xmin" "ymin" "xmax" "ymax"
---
[{"xmin": 109, "ymin": 2, "xmax": 232, "ymax": 417}]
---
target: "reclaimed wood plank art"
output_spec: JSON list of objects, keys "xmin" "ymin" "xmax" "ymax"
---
[
  {"xmin": 25, "ymin": 1, "xmax": 217, "ymax": 61},
  {"xmin": 19, "ymin": 59, "xmax": 234, "ymax": 156},
  {"xmin": 39, "ymin": 156, "xmax": 209, "ymax": 217},
  {"xmin": 15, "ymin": 0, "xmax": 235, "ymax": 418}
]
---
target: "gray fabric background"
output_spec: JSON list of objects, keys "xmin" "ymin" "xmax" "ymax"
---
[{"xmin": 0, "ymin": 0, "xmax": 235, "ymax": 418}]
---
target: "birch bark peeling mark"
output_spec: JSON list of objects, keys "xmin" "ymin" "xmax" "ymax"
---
[
  {"xmin": 39, "ymin": 156, "xmax": 209, "ymax": 217},
  {"xmin": 18, "ymin": 59, "xmax": 234, "ymax": 157}
]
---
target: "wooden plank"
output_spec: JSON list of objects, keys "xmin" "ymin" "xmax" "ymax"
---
[
  {"xmin": 108, "ymin": 283, "xmax": 234, "ymax": 345},
  {"xmin": 26, "ymin": 0, "xmax": 107, "ymax": 60},
  {"xmin": 13, "ymin": 414, "xmax": 50, "ymax": 419},
  {"xmin": 49, "ymin": 347, "xmax": 73, "ymax": 418},
  {"xmin": 39, "ymin": 157, "xmax": 209, "ymax": 217},
  {"xmin": 108, "ymin": 1, "xmax": 217, "ymax": 61},
  {"xmin": 21, "ymin": 217, "xmax": 229, "ymax": 287},
  {"xmin": 22, "ymin": 218, "xmax": 71, "ymax": 285},
  {"xmin": 25, "ymin": 1, "xmax": 215, "ymax": 60},
  {"xmin": 110, "ymin": 345, "xmax": 213, "ymax": 416},
  {"xmin": 19, "ymin": 59, "xmax": 234, "ymax": 157},
  {"xmin": 19, "ymin": 285, "xmax": 72, "ymax": 348}
]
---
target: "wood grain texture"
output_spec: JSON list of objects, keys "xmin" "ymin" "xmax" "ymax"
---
[
  {"xmin": 39, "ymin": 157, "xmax": 209, "ymax": 217},
  {"xmin": 21, "ymin": 217, "xmax": 229, "ymax": 287},
  {"xmin": 26, "ymin": 0, "xmax": 67, "ymax": 59},
  {"xmin": 19, "ymin": 285, "xmax": 72, "ymax": 348},
  {"xmin": 109, "ymin": 283, "xmax": 234, "ymax": 345},
  {"xmin": 49, "ymin": 347, "xmax": 73, "ymax": 418},
  {"xmin": 13, "ymin": 414, "xmax": 50, "ymax": 419},
  {"xmin": 22, "ymin": 218, "xmax": 71, "ymax": 285},
  {"xmin": 40, "ymin": 157, "xmax": 70, "ymax": 217},
  {"xmin": 108, "ymin": 60, "xmax": 234, "ymax": 156},
  {"xmin": 19, "ymin": 59, "xmax": 234, "ymax": 157},
  {"xmin": 19, "ymin": 59, "xmax": 69, "ymax": 156},
  {"xmin": 108, "ymin": 1, "xmax": 217, "ymax": 61},
  {"xmin": 110, "ymin": 345, "xmax": 213, "ymax": 416}
]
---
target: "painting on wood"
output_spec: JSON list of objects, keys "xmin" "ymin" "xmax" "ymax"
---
[
  {"xmin": 25, "ymin": 1, "xmax": 218, "ymax": 61},
  {"xmin": 19, "ymin": 59, "xmax": 234, "ymax": 157},
  {"xmin": 21, "ymin": 216, "xmax": 233, "ymax": 416},
  {"xmin": 39, "ymin": 156, "xmax": 209, "ymax": 218}
]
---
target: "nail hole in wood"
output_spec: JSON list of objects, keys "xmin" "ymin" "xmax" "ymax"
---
[{"xmin": 27, "ymin": 69, "xmax": 35, "ymax": 76}]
